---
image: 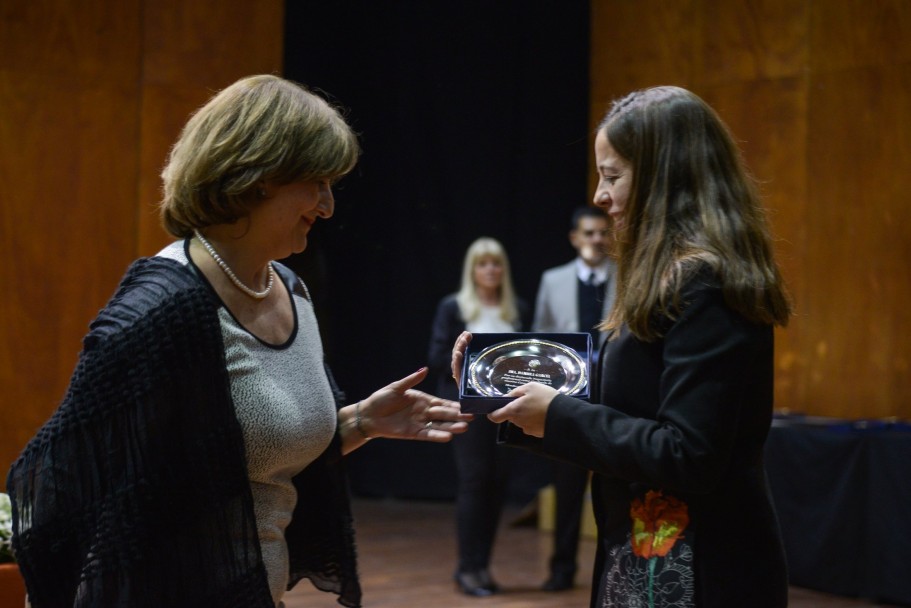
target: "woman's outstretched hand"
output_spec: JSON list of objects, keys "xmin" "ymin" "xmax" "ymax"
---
[
  {"xmin": 487, "ymin": 381, "xmax": 558, "ymax": 438},
  {"xmin": 350, "ymin": 367, "xmax": 472, "ymax": 451}
]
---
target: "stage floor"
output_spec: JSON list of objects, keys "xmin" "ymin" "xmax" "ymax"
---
[{"xmin": 286, "ymin": 498, "xmax": 903, "ymax": 607}]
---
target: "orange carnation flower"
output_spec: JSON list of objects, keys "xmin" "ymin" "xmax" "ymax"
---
[{"xmin": 630, "ymin": 490, "xmax": 690, "ymax": 559}]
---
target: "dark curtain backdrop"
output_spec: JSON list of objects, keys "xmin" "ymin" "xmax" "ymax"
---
[{"xmin": 283, "ymin": 1, "xmax": 591, "ymax": 502}]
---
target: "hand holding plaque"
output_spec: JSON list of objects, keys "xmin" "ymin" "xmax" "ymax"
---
[{"xmin": 468, "ymin": 338, "xmax": 588, "ymax": 397}]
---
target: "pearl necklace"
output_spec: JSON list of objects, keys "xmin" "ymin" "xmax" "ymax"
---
[{"xmin": 193, "ymin": 230, "xmax": 275, "ymax": 300}]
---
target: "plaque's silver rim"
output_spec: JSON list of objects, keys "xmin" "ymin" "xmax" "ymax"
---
[{"xmin": 467, "ymin": 338, "xmax": 587, "ymax": 397}]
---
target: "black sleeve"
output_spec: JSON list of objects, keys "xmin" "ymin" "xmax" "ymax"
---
[
  {"xmin": 522, "ymin": 280, "xmax": 773, "ymax": 494},
  {"xmin": 427, "ymin": 296, "xmax": 463, "ymax": 375}
]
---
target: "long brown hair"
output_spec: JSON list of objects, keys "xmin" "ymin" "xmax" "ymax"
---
[{"xmin": 599, "ymin": 86, "xmax": 791, "ymax": 340}]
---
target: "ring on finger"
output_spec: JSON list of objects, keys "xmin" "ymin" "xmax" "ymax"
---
[{"xmin": 425, "ymin": 421, "xmax": 433, "ymax": 429}]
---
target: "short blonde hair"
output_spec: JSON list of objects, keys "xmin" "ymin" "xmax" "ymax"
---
[
  {"xmin": 455, "ymin": 237, "xmax": 520, "ymax": 326},
  {"xmin": 160, "ymin": 74, "xmax": 360, "ymax": 237}
]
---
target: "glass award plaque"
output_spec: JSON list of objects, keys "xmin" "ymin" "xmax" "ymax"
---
[{"xmin": 467, "ymin": 338, "xmax": 588, "ymax": 397}]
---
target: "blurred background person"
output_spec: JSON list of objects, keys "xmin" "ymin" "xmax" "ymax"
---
[
  {"xmin": 531, "ymin": 205, "xmax": 616, "ymax": 591},
  {"xmin": 427, "ymin": 237, "xmax": 529, "ymax": 597}
]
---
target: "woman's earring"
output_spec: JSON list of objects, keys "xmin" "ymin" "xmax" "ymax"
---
[{"xmin": 258, "ymin": 187, "xmax": 267, "ymax": 199}]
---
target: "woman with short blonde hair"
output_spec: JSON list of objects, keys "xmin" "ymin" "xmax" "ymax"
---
[
  {"xmin": 160, "ymin": 74, "xmax": 360, "ymax": 237},
  {"xmin": 9, "ymin": 74, "xmax": 468, "ymax": 608}
]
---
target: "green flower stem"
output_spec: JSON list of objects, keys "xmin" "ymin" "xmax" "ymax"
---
[{"xmin": 648, "ymin": 556, "xmax": 656, "ymax": 608}]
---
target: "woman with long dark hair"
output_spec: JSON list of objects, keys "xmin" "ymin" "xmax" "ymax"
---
[{"xmin": 453, "ymin": 86, "xmax": 791, "ymax": 607}]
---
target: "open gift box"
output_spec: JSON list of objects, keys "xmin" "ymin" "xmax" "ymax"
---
[{"xmin": 458, "ymin": 332, "xmax": 592, "ymax": 414}]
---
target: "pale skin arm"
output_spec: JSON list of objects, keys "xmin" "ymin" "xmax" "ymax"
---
[
  {"xmin": 450, "ymin": 331, "xmax": 557, "ymax": 438},
  {"xmin": 338, "ymin": 366, "xmax": 473, "ymax": 455}
]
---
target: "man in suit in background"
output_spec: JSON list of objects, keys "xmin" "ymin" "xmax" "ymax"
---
[{"xmin": 532, "ymin": 206, "xmax": 616, "ymax": 591}]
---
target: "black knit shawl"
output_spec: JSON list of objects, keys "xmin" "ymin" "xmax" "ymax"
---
[{"xmin": 6, "ymin": 257, "xmax": 361, "ymax": 607}]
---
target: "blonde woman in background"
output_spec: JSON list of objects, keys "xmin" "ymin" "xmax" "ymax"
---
[{"xmin": 427, "ymin": 237, "xmax": 529, "ymax": 597}]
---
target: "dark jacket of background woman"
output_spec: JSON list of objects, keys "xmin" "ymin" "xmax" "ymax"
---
[
  {"xmin": 427, "ymin": 292, "xmax": 530, "ymax": 593},
  {"xmin": 428, "ymin": 295, "xmax": 530, "ymax": 401}
]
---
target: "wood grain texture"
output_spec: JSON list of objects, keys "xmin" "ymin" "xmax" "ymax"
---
[
  {"xmin": 137, "ymin": 0, "xmax": 284, "ymax": 255},
  {"xmin": 700, "ymin": 0, "xmax": 808, "ymax": 83},
  {"xmin": 699, "ymin": 78, "xmax": 810, "ymax": 411},
  {"xmin": 590, "ymin": 0, "xmax": 911, "ymax": 420},
  {"xmin": 0, "ymin": 3, "xmax": 142, "ymax": 474},
  {"xmin": 803, "ymin": 64, "xmax": 911, "ymax": 418},
  {"xmin": 3, "ymin": 0, "xmax": 909, "ymax": 479},
  {"xmin": 0, "ymin": 0, "xmax": 284, "ymax": 475},
  {"xmin": 809, "ymin": 0, "xmax": 911, "ymax": 72}
]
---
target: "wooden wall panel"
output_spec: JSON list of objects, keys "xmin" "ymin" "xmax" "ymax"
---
[
  {"xmin": 805, "ymin": 64, "xmax": 911, "ymax": 418},
  {"xmin": 699, "ymin": 79, "xmax": 810, "ymax": 411},
  {"xmin": 809, "ymin": 0, "xmax": 911, "ymax": 72},
  {"xmin": 700, "ymin": 0, "xmax": 808, "ymax": 83},
  {"xmin": 588, "ymin": 1, "xmax": 697, "ymax": 199},
  {"xmin": 1, "ymin": 0, "xmax": 283, "ymax": 476},
  {"xmin": 137, "ymin": 0, "xmax": 284, "ymax": 255},
  {"xmin": 0, "ymin": 2, "xmax": 141, "ymax": 80},
  {"xmin": 0, "ymin": 1, "xmax": 142, "ymax": 476},
  {"xmin": 590, "ymin": 0, "xmax": 911, "ymax": 420},
  {"xmin": 590, "ymin": 0, "xmax": 697, "ymax": 117},
  {"xmin": 799, "ymin": 1, "xmax": 911, "ymax": 419}
]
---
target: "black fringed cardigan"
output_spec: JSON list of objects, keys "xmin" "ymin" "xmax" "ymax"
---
[{"xmin": 6, "ymin": 257, "xmax": 362, "ymax": 607}]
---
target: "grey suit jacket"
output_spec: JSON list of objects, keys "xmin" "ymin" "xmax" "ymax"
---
[{"xmin": 532, "ymin": 258, "xmax": 617, "ymax": 346}]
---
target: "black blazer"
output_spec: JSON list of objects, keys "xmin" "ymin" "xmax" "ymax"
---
[{"xmin": 504, "ymin": 268, "xmax": 788, "ymax": 607}]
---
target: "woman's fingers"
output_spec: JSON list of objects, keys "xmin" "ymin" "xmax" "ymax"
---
[
  {"xmin": 387, "ymin": 367, "xmax": 429, "ymax": 393},
  {"xmin": 450, "ymin": 331, "xmax": 473, "ymax": 384},
  {"xmin": 424, "ymin": 397, "xmax": 471, "ymax": 416},
  {"xmin": 419, "ymin": 420, "xmax": 470, "ymax": 441}
]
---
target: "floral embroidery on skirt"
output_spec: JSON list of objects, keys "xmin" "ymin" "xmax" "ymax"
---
[{"xmin": 600, "ymin": 491, "xmax": 694, "ymax": 607}]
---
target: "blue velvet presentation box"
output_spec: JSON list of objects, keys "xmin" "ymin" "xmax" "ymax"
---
[{"xmin": 458, "ymin": 332, "xmax": 592, "ymax": 414}]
